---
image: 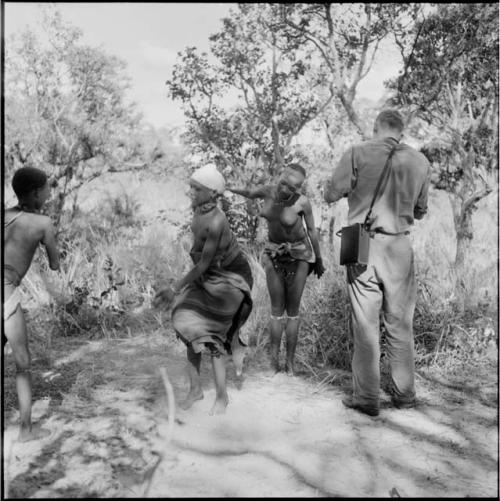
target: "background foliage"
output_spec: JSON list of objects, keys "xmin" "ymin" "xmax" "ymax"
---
[{"xmin": 3, "ymin": 3, "xmax": 498, "ymax": 378}]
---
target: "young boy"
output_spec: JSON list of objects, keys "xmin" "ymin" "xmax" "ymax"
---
[
  {"xmin": 154, "ymin": 164, "xmax": 253, "ymax": 415},
  {"xmin": 4, "ymin": 166, "xmax": 60, "ymax": 441}
]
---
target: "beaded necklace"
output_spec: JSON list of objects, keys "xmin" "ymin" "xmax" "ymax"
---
[
  {"xmin": 274, "ymin": 191, "xmax": 300, "ymax": 208},
  {"xmin": 194, "ymin": 200, "xmax": 217, "ymax": 215},
  {"xmin": 14, "ymin": 203, "xmax": 41, "ymax": 213}
]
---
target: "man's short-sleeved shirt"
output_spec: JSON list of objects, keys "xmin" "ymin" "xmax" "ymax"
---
[{"xmin": 324, "ymin": 137, "xmax": 430, "ymax": 234}]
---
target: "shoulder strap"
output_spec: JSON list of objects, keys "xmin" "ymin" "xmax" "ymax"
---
[{"xmin": 362, "ymin": 145, "xmax": 398, "ymax": 229}]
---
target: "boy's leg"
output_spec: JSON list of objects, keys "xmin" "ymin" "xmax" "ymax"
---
[
  {"xmin": 4, "ymin": 305, "xmax": 49, "ymax": 441},
  {"xmin": 209, "ymin": 354, "xmax": 228, "ymax": 415},
  {"xmin": 263, "ymin": 255, "xmax": 286, "ymax": 372},
  {"xmin": 284, "ymin": 260, "xmax": 309, "ymax": 375},
  {"xmin": 179, "ymin": 344, "xmax": 203, "ymax": 410}
]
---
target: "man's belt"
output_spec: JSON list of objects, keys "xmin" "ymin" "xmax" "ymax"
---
[{"xmin": 371, "ymin": 228, "xmax": 410, "ymax": 236}]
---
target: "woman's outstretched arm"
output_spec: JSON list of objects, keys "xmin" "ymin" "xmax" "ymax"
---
[{"xmin": 227, "ymin": 185, "xmax": 270, "ymax": 200}]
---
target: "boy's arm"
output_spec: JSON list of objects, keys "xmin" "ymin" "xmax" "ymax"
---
[
  {"xmin": 173, "ymin": 218, "xmax": 222, "ymax": 292},
  {"xmin": 41, "ymin": 218, "xmax": 60, "ymax": 270},
  {"xmin": 227, "ymin": 185, "xmax": 269, "ymax": 200}
]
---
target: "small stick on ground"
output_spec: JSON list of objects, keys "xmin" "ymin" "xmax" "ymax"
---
[
  {"xmin": 159, "ymin": 367, "xmax": 175, "ymax": 443},
  {"xmin": 142, "ymin": 367, "xmax": 175, "ymax": 497}
]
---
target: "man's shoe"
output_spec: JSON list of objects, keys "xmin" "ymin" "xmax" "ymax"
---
[
  {"xmin": 392, "ymin": 398, "xmax": 416, "ymax": 409},
  {"xmin": 342, "ymin": 396, "xmax": 379, "ymax": 417}
]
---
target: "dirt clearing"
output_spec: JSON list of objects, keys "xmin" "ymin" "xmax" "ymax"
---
[{"xmin": 3, "ymin": 331, "xmax": 498, "ymax": 498}]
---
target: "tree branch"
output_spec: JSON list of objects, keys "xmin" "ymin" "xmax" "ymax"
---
[
  {"xmin": 198, "ymin": 124, "xmax": 238, "ymax": 172},
  {"xmin": 352, "ymin": 3, "xmax": 372, "ymax": 87},
  {"xmin": 290, "ymin": 89, "xmax": 335, "ymax": 138},
  {"xmin": 360, "ymin": 39, "xmax": 380, "ymax": 80},
  {"xmin": 339, "ymin": 92, "xmax": 367, "ymax": 139},
  {"xmin": 462, "ymin": 186, "xmax": 493, "ymax": 214},
  {"xmin": 283, "ymin": 19, "xmax": 334, "ymax": 74},
  {"xmin": 323, "ymin": 118, "xmax": 336, "ymax": 150},
  {"xmin": 52, "ymin": 118, "xmax": 69, "ymax": 150}
]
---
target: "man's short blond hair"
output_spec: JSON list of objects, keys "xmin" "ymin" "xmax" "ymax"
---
[{"xmin": 375, "ymin": 109, "xmax": 404, "ymax": 133}]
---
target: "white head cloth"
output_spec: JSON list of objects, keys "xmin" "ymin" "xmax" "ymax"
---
[{"xmin": 190, "ymin": 163, "xmax": 225, "ymax": 194}]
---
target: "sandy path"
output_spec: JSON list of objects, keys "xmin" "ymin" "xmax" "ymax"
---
[{"xmin": 3, "ymin": 332, "xmax": 498, "ymax": 498}]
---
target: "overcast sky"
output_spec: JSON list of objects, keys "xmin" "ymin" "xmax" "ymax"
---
[{"xmin": 4, "ymin": 2, "xmax": 401, "ymax": 129}]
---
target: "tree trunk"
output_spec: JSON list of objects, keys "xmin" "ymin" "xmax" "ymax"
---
[
  {"xmin": 50, "ymin": 189, "xmax": 67, "ymax": 230},
  {"xmin": 450, "ymin": 194, "xmax": 474, "ymax": 270},
  {"xmin": 328, "ymin": 215, "xmax": 335, "ymax": 245},
  {"xmin": 70, "ymin": 192, "xmax": 80, "ymax": 222},
  {"xmin": 449, "ymin": 193, "xmax": 475, "ymax": 309},
  {"xmin": 338, "ymin": 92, "xmax": 369, "ymax": 140}
]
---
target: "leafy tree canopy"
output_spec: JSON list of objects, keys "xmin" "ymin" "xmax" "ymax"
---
[
  {"xmin": 167, "ymin": 3, "xmax": 333, "ymax": 184},
  {"xmin": 387, "ymin": 2, "xmax": 498, "ymax": 272},
  {"xmin": 5, "ymin": 5, "xmax": 144, "ymax": 225},
  {"xmin": 389, "ymin": 2, "xmax": 498, "ymax": 191}
]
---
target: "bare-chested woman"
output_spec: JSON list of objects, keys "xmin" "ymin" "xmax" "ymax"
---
[
  {"xmin": 228, "ymin": 163, "xmax": 325, "ymax": 374},
  {"xmin": 154, "ymin": 164, "xmax": 252, "ymax": 415}
]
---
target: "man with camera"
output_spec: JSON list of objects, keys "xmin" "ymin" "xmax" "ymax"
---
[{"xmin": 324, "ymin": 109, "xmax": 430, "ymax": 417}]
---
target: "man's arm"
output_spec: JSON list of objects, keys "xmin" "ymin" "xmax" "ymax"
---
[
  {"xmin": 414, "ymin": 162, "xmax": 431, "ymax": 220},
  {"xmin": 323, "ymin": 148, "xmax": 355, "ymax": 204},
  {"xmin": 173, "ymin": 218, "xmax": 222, "ymax": 292},
  {"xmin": 41, "ymin": 218, "xmax": 60, "ymax": 270}
]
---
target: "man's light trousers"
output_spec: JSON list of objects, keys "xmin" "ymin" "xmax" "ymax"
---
[{"xmin": 346, "ymin": 233, "xmax": 417, "ymax": 407}]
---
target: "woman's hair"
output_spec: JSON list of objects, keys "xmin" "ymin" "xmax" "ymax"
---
[
  {"xmin": 287, "ymin": 163, "xmax": 306, "ymax": 178},
  {"xmin": 12, "ymin": 167, "xmax": 48, "ymax": 198}
]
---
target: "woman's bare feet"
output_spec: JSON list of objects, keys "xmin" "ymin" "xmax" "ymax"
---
[
  {"xmin": 18, "ymin": 424, "xmax": 50, "ymax": 442},
  {"xmin": 285, "ymin": 360, "xmax": 296, "ymax": 376},
  {"xmin": 179, "ymin": 389, "xmax": 203, "ymax": 410},
  {"xmin": 270, "ymin": 354, "xmax": 281, "ymax": 374},
  {"xmin": 235, "ymin": 373, "xmax": 244, "ymax": 390},
  {"xmin": 209, "ymin": 395, "xmax": 229, "ymax": 415}
]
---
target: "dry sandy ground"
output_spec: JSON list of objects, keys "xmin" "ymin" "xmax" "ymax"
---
[{"xmin": 3, "ymin": 332, "xmax": 498, "ymax": 498}]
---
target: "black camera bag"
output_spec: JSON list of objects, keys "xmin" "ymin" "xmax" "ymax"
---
[{"xmin": 338, "ymin": 145, "xmax": 398, "ymax": 266}]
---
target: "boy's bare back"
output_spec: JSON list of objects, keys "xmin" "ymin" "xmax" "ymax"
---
[{"xmin": 4, "ymin": 208, "xmax": 59, "ymax": 284}]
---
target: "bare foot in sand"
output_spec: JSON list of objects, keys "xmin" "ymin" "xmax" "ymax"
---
[
  {"xmin": 179, "ymin": 389, "xmax": 203, "ymax": 410},
  {"xmin": 18, "ymin": 424, "xmax": 51, "ymax": 443},
  {"xmin": 209, "ymin": 395, "xmax": 228, "ymax": 415},
  {"xmin": 285, "ymin": 361, "xmax": 296, "ymax": 376},
  {"xmin": 235, "ymin": 372, "xmax": 244, "ymax": 390},
  {"xmin": 270, "ymin": 355, "xmax": 281, "ymax": 374}
]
